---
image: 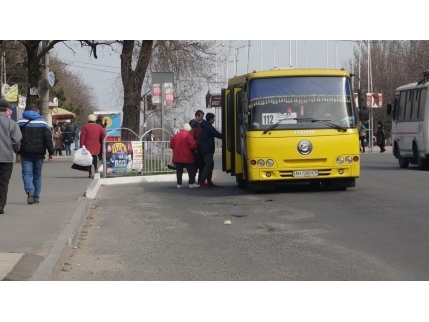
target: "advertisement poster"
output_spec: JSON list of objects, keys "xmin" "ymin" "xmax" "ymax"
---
[
  {"xmin": 105, "ymin": 141, "xmax": 143, "ymax": 174},
  {"xmin": 102, "ymin": 113, "xmax": 121, "ymax": 137}
]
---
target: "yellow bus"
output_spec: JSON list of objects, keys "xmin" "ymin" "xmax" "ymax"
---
[{"xmin": 221, "ymin": 68, "xmax": 361, "ymax": 191}]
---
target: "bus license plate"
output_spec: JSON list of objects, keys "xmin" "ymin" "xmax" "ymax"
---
[{"xmin": 293, "ymin": 170, "xmax": 319, "ymax": 177}]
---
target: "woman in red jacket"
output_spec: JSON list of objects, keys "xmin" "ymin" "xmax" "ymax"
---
[
  {"xmin": 170, "ymin": 123, "xmax": 198, "ymax": 189},
  {"xmin": 80, "ymin": 114, "xmax": 107, "ymax": 178}
]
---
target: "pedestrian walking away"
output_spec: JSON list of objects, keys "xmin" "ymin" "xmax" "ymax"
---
[
  {"xmin": 170, "ymin": 123, "xmax": 198, "ymax": 189},
  {"xmin": 189, "ymin": 109, "xmax": 205, "ymax": 184},
  {"xmin": 198, "ymin": 112, "xmax": 222, "ymax": 188},
  {"xmin": 80, "ymin": 114, "xmax": 107, "ymax": 178},
  {"xmin": 17, "ymin": 103, "xmax": 55, "ymax": 205},
  {"xmin": 62, "ymin": 124, "xmax": 73, "ymax": 156},
  {"xmin": 376, "ymin": 121, "xmax": 386, "ymax": 153},
  {"xmin": 357, "ymin": 120, "xmax": 368, "ymax": 153},
  {"xmin": 73, "ymin": 124, "xmax": 80, "ymax": 150},
  {"xmin": 0, "ymin": 99, "xmax": 22, "ymax": 214}
]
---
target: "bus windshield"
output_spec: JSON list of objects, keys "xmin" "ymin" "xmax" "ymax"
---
[{"xmin": 248, "ymin": 76, "xmax": 356, "ymax": 130}]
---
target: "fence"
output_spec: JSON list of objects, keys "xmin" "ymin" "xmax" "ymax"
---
[{"xmin": 101, "ymin": 128, "xmax": 175, "ymax": 178}]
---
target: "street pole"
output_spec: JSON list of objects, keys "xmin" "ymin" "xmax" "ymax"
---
[
  {"xmin": 305, "ymin": 40, "xmax": 307, "ymax": 68},
  {"xmin": 161, "ymin": 83, "xmax": 165, "ymax": 142},
  {"xmin": 40, "ymin": 41, "xmax": 50, "ymax": 124},
  {"xmin": 260, "ymin": 40, "xmax": 263, "ymax": 71},
  {"xmin": 326, "ymin": 40, "xmax": 329, "ymax": 68},
  {"xmin": 295, "ymin": 40, "xmax": 298, "ymax": 68},
  {"xmin": 289, "ymin": 40, "xmax": 292, "ymax": 67}
]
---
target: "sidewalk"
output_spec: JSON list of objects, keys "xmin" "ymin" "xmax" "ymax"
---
[{"xmin": 0, "ymin": 153, "xmax": 93, "ymax": 281}]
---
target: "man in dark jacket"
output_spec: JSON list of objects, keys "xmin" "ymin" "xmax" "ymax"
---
[
  {"xmin": 199, "ymin": 112, "xmax": 222, "ymax": 188},
  {"xmin": 189, "ymin": 110, "xmax": 205, "ymax": 184},
  {"xmin": 376, "ymin": 121, "xmax": 386, "ymax": 153},
  {"xmin": 17, "ymin": 103, "xmax": 55, "ymax": 204},
  {"xmin": 0, "ymin": 98, "xmax": 22, "ymax": 214}
]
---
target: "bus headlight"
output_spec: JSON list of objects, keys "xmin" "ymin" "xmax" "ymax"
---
[
  {"xmin": 336, "ymin": 156, "xmax": 344, "ymax": 164},
  {"xmin": 266, "ymin": 159, "xmax": 274, "ymax": 167},
  {"xmin": 257, "ymin": 159, "xmax": 265, "ymax": 167},
  {"xmin": 345, "ymin": 156, "xmax": 353, "ymax": 164}
]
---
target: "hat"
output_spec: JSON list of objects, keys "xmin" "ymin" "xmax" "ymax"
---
[
  {"xmin": 0, "ymin": 98, "xmax": 9, "ymax": 111},
  {"xmin": 183, "ymin": 123, "xmax": 192, "ymax": 131},
  {"xmin": 88, "ymin": 114, "xmax": 97, "ymax": 122}
]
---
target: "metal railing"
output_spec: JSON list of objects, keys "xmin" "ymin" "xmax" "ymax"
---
[{"xmin": 101, "ymin": 127, "xmax": 174, "ymax": 178}]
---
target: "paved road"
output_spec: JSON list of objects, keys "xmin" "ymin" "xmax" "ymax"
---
[{"xmin": 59, "ymin": 147, "xmax": 429, "ymax": 280}]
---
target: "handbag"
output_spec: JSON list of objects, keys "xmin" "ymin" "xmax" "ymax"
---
[
  {"xmin": 71, "ymin": 163, "xmax": 91, "ymax": 172},
  {"xmin": 167, "ymin": 161, "xmax": 176, "ymax": 170}
]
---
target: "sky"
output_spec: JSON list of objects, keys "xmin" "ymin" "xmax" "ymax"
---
[{"xmin": 51, "ymin": 40, "xmax": 356, "ymax": 113}]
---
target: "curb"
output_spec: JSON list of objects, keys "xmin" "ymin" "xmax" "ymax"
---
[
  {"xmin": 85, "ymin": 173, "xmax": 176, "ymax": 200},
  {"xmin": 31, "ymin": 197, "xmax": 91, "ymax": 281}
]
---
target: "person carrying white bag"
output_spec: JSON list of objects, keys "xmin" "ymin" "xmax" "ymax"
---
[{"xmin": 78, "ymin": 114, "xmax": 107, "ymax": 178}]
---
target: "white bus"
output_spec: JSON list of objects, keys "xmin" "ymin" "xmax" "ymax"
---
[{"xmin": 387, "ymin": 76, "xmax": 429, "ymax": 169}]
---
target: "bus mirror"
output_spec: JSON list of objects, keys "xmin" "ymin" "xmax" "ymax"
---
[{"xmin": 386, "ymin": 104, "xmax": 392, "ymax": 116}]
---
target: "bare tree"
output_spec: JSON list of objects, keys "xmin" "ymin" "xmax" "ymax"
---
[{"xmin": 119, "ymin": 40, "xmax": 216, "ymax": 140}]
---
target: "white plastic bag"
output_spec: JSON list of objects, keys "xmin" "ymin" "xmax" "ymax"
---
[
  {"xmin": 98, "ymin": 164, "xmax": 104, "ymax": 172},
  {"xmin": 73, "ymin": 145, "xmax": 93, "ymax": 166}
]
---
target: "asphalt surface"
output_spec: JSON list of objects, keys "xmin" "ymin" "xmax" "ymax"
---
[{"xmin": 58, "ymin": 146, "xmax": 429, "ymax": 281}]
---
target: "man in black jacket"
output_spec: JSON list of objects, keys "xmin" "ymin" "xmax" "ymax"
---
[
  {"xmin": 17, "ymin": 104, "xmax": 55, "ymax": 204},
  {"xmin": 199, "ymin": 112, "xmax": 222, "ymax": 188}
]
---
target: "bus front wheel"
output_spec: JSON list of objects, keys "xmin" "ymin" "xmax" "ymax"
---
[
  {"xmin": 236, "ymin": 176, "xmax": 246, "ymax": 189},
  {"xmin": 398, "ymin": 155, "xmax": 409, "ymax": 168}
]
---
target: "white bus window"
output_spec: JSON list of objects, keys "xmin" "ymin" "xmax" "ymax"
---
[
  {"xmin": 405, "ymin": 90, "xmax": 413, "ymax": 121},
  {"xmin": 418, "ymin": 88, "xmax": 427, "ymax": 121},
  {"xmin": 398, "ymin": 91, "xmax": 406, "ymax": 121}
]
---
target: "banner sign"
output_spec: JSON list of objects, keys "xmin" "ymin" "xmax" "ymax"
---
[
  {"xmin": 163, "ymin": 82, "xmax": 174, "ymax": 105},
  {"xmin": 102, "ymin": 113, "xmax": 121, "ymax": 137},
  {"xmin": 152, "ymin": 84, "xmax": 161, "ymax": 104},
  {"xmin": 353, "ymin": 93, "xmax": 383, "ymax": 108},
  {"xmin": 105, "ymin": 141, "xmax": 143, "ymax": 174}
]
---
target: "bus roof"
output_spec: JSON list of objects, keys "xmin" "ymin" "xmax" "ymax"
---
[
  {"xmin": 396, "ymin": 81, "xmax": 429, "ymax": 91},
  {"xmin": 227, "ymin": 68, "xmax": 351, "ymax": 86}
]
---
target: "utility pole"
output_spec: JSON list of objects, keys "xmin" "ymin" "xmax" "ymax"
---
[
  {"xmin": 40, "ymin": 41, "xmax": 50, "ymax": 123},
  {"xmin": 0, "ymin": 51, "xmax": 5, "ymax": 94}
]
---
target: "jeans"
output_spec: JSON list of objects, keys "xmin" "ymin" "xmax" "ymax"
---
[
  {"xmin": 74, "ymin": 135, "xmax": 80, "ymax": 150},
  {"xmin": 0, "ymin": 162, "xmax": 13, "ymax": 209},
  {"xmin": 21, "ymin": 155, "xmax": 44, "ymax": 201},
  {"xmin": 194, "ymin": 152, "xmax": 205, "ymax": 183},
  {"xmin": 65, "ymin": 144, "xmax": 72, "ymax": 156},
  {"xmin": 201, "ymin": 153, "xmax": 214, "ymax": 183}
]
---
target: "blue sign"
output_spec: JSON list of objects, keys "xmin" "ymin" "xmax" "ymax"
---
[
  {"xmin": 105, "ymin": 114, "xmax": 121, "ymax": 137},
  {"xmin": 48, "ymin": 72, "xmax": 55, "ymax": 87}
]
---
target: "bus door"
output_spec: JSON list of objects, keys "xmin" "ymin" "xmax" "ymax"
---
[
  {"xmin": 233, "ymin": 88, "xmax": 244, "ymax": 176},
  {"xmin": 221, "ymin": 88, "xmax": 231, "ymax": 173}
]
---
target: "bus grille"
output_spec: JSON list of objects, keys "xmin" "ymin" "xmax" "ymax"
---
[{"xmin": 278, "ymin": 169, "xmax": 332, "ymax": 177}]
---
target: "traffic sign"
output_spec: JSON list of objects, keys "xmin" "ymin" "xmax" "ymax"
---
[{"xmin": 48, "ymin": 72, "xmax": 55, "ymax": 87}]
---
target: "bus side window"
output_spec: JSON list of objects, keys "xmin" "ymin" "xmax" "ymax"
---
[
  {"xmin": 393, "ymin": 97, "xmax": 399, "ymax": 120},
  {"xmin": 412, "ymin": 89, "xmax": 420, "ymax": 120},
  {"xmin": 419, "ymin": 88, "xmax": 427, "ymax": 121},
  {"xmin": 399, "ymin": 91, "xmax": 406, "ymax": 121},
  {"xmin": 405, "ymin": 90, "xmax": 413, "ymax": 121}
]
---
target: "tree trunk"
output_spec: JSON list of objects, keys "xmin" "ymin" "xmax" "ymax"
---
[
  {"xmin": 120, "ymin": 40, "xmax": 153, "ymax": 141},
  {"xmin": 24, "ymin": 42, "xmax": 41, "ymax": 107},
  {"xmin": 122, "ymin": 81, "xmax": 142, "ymax": 141}
]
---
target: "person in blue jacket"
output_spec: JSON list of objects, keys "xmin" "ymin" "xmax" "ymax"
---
[{"xmin": 198, "ymin": 112, "xmax": 222, "ymax": 188}]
